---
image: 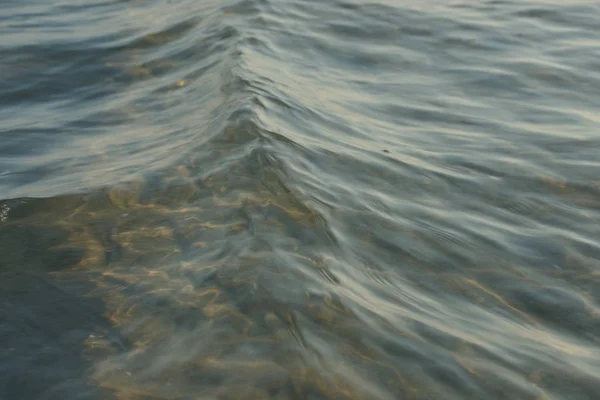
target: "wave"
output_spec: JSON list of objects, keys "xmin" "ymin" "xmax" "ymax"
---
[{"xmin": 2, "ymin": 0, "xmax": 600, "ymax": 399}]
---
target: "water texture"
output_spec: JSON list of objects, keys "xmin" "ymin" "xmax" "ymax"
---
[{"xmin": 1, "ymin": 0, "xmax": 600, "ymax": 399}]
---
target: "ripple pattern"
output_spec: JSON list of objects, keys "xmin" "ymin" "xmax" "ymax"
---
[{"xmin": 1, "ymin": 0, "xmax": 600, "ymax": 399}]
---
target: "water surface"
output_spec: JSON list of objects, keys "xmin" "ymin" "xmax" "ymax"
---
[{"xmin": 1, "ymin": 0, "xmax": 600, "ymax": 399}]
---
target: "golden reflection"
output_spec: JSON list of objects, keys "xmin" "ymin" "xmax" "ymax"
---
[{"xmin": 7, "ymin": 156, "xmax": 597, "ymax": 400}]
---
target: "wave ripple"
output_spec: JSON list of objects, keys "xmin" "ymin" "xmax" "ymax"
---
[{"xmin": 2, "ymin": 0, "xmax": 600, "ymax": 399}]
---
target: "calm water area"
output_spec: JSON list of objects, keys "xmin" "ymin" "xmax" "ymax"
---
[{"xmin": 1, "ymin": 0, "xmax": 600, "ymax": 399}]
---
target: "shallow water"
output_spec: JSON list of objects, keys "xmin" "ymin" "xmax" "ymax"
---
[{"xmin": 1, "ymin": 0, "xmax": 600, "ymax": 399}]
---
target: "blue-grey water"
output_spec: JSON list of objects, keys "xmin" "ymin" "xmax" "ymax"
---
[{"xmin": 1, "ymin": 0, "xmax": 600, "ymax": 399}]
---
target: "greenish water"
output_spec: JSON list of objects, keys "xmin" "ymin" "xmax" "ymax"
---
[{"xmin": 1, "ymin": 0, "xmax": 600, "ymax": 399}]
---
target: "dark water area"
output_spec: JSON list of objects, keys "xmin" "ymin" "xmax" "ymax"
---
[{"xmin": 2, "ymin": 0, "xmax": 600, "ymax": 399}]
